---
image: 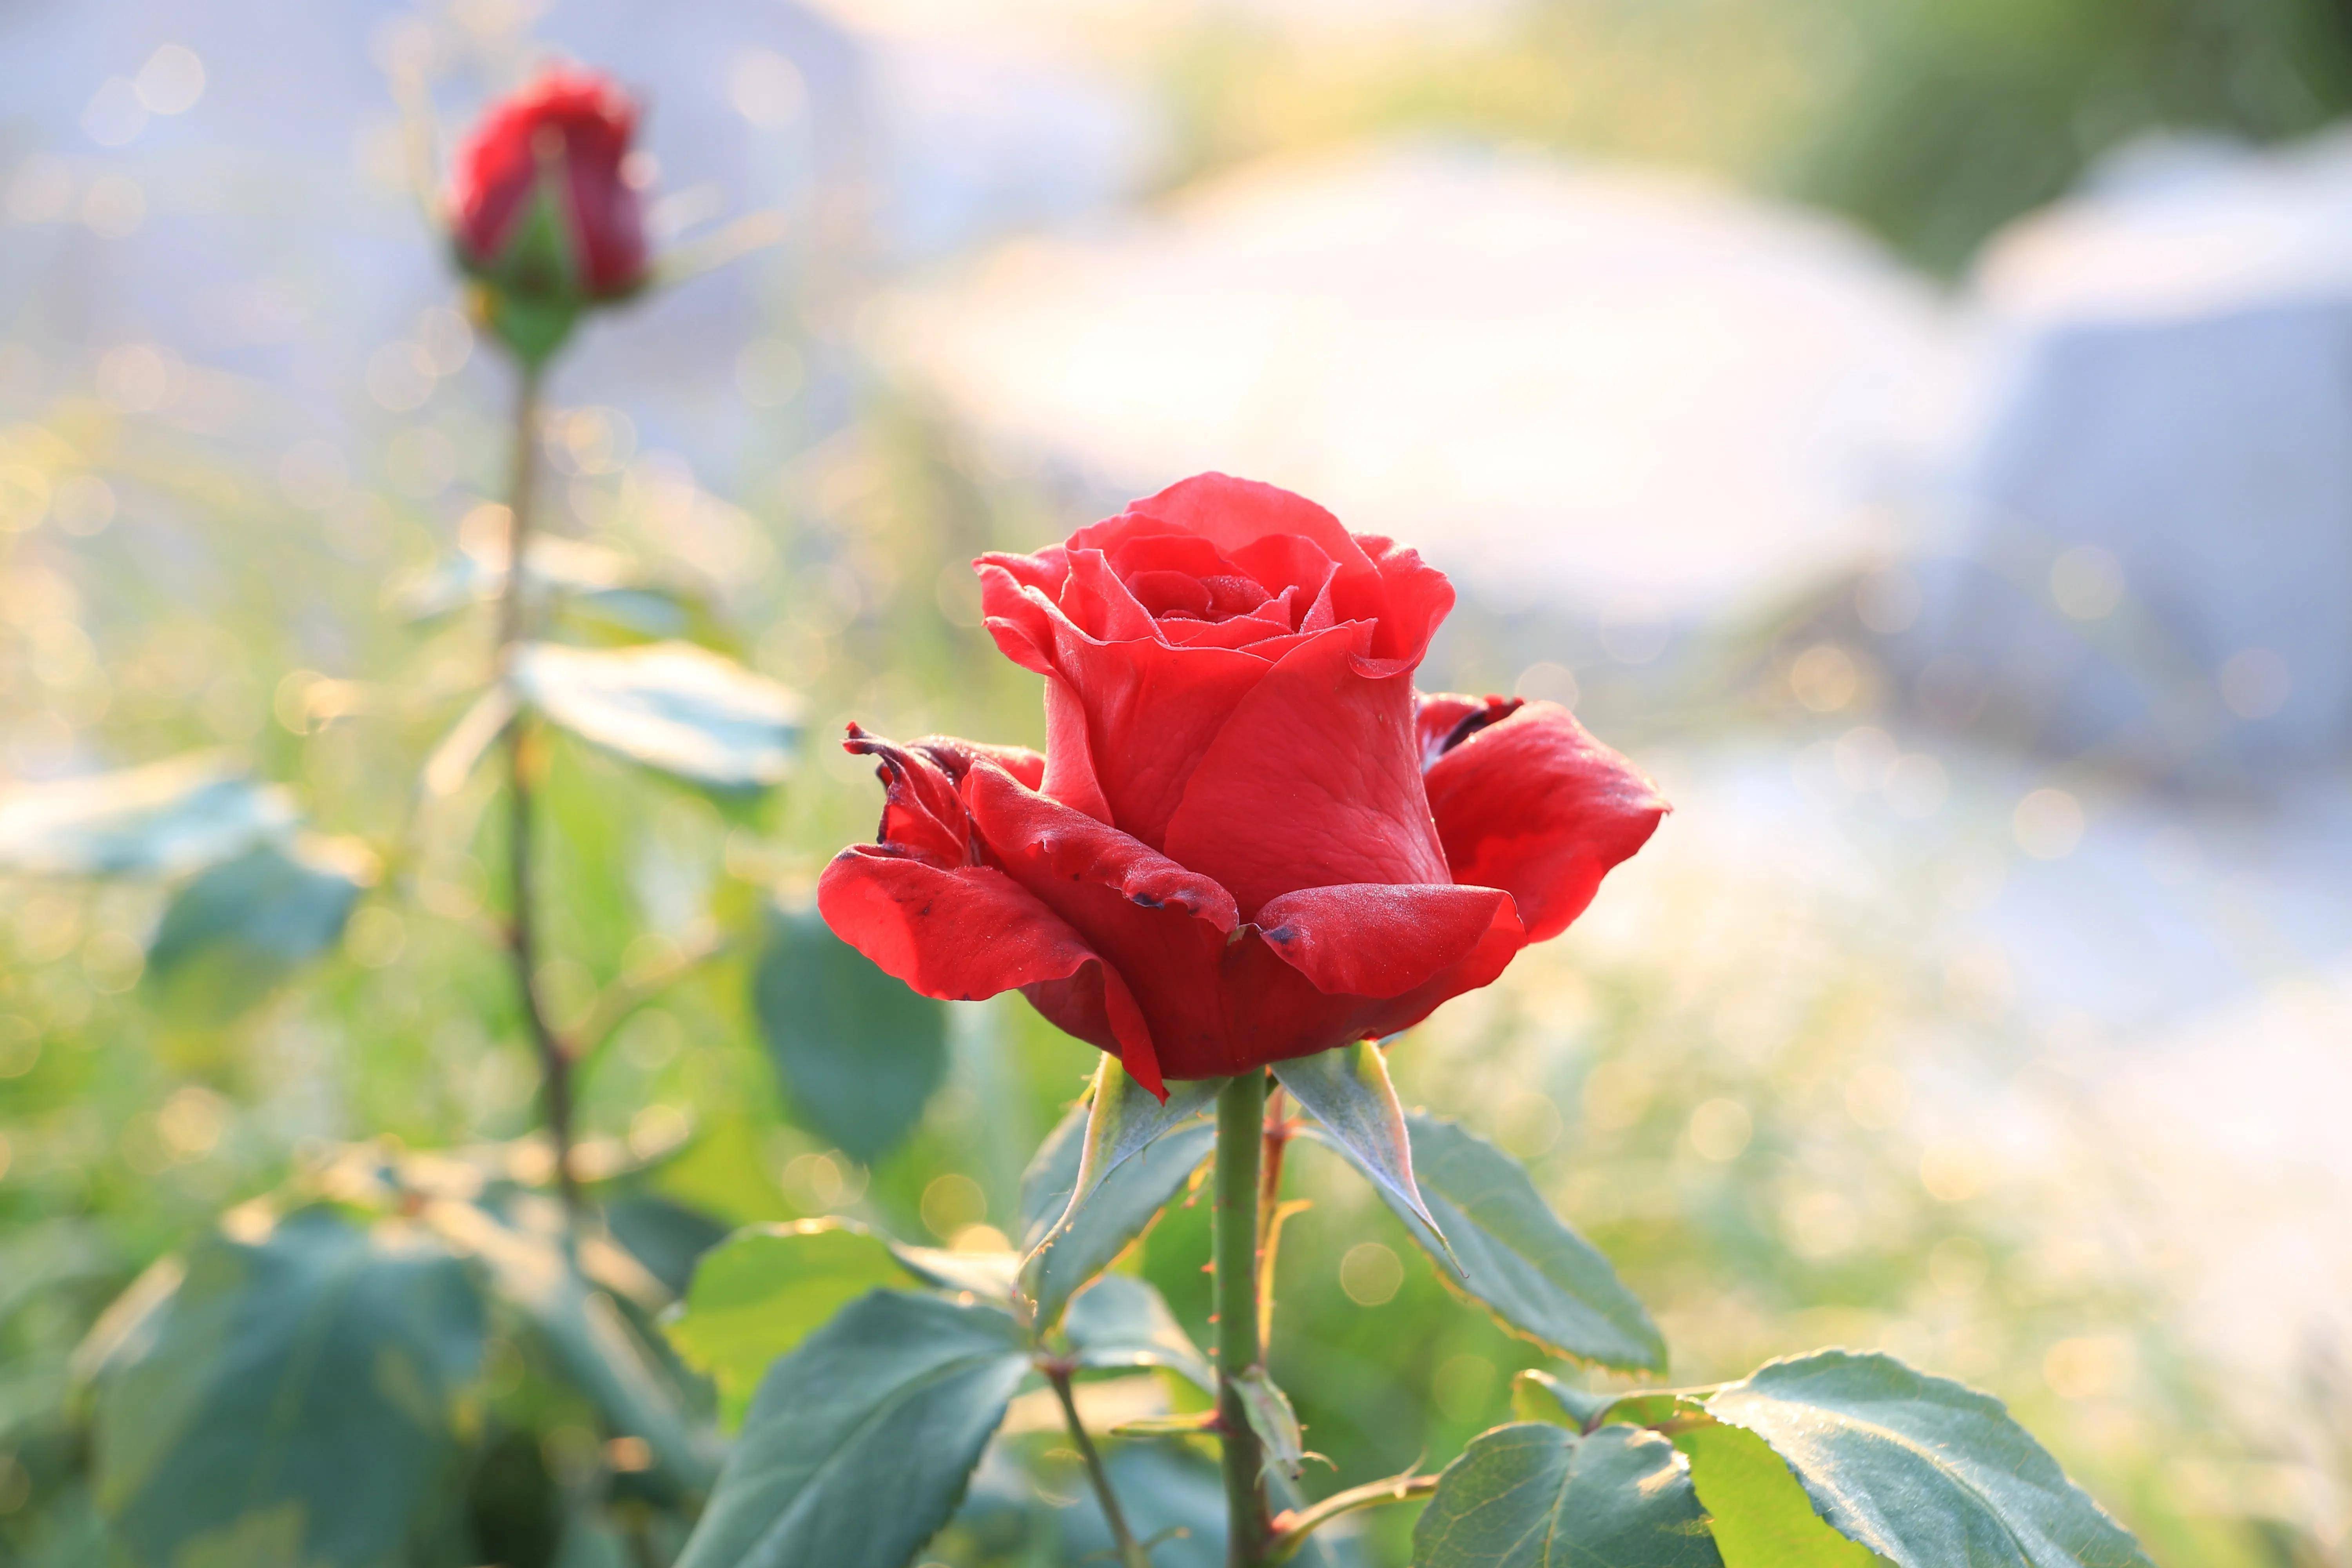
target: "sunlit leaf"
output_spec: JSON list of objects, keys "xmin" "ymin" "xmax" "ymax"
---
[
  {"xmin": 1676, "ymin": 1421, "xmax": 1884, "ymax": 1568},
  {"xmin": 674, "ymin": 1289, "xmax": 1031, "ymax": 1568},
  {"xmin": 1314, "ymin": 1112, "xmax": 1664, "ymax": 1372},
  {"xmin": 753, "ymin": 904, "xmax": 947, "ymax": 1165},
  {"xmin": 0, "ymin": 753, "xmax": 293, "ymax": 879},
  {"xmin": 87, "ymin": 1208, "xmax": 485, "ymax": 1568},
  {"xmin": 1017, "ymin": 1090, "xmax": 1214, "ymax": 1330},
  {"xmin": 513, "ymin": 640, "xmax": 800, "ymax": 791},
  {"xmin": 1272, "ymin": 1041, "xmax": 1450, "ymax": 1264},
  {"xmin": 665, "ymin": 1220, "xmax": 920, "ymax": 1428},
  {"xmin": 1413, "ymin": 1422, "xmax": 1722, "ymax": 1568},
  {"xmin": 891, "ymin": 1243, "xmax": 1021, "ymax": 1305},
  {"xmin": 1704, "ymin": 1351, "xmax": 2154, "ymax": 1568},
  {"xmin": 1060, "ymin": 1274, "xmax": 1214, "ymax": 1392},
  {"xmin": 399, "ymin": 533, "xmax": 716, "ymax": 646},
  {"xmin": 143, "ymin": 836, "xmax": 376, "ymax": 1022}
]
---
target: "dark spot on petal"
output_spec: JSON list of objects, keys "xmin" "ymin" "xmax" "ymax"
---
[
  {"xmin": 1435, "ymin": 696, "xmax": 1524, "ymax": 761},
  {"xmin": 1262, "ymin": 925, "xmax": 1296, "ymax": 945},
  {"xmin": 1130, "ymin": 891, "xmax": 1163, "ymax": 909}
]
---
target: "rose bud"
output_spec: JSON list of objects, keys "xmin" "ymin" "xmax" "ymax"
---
[
  {"xmin": 819, "ymin": 474, "xmax": 1668, "ymax": 1099},
  {"xmin": 448, "ymin": 68, "xmax": 650, "ymax": 362}
]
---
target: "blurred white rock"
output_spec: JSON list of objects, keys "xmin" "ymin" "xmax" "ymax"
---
[
  {"xmin": 1906, "ymin": 130, "xmax": 2352, "ymax": 779},
  {"xmin": 878, "ymin": 140, "xmax": 1973, "ymax": 617}
]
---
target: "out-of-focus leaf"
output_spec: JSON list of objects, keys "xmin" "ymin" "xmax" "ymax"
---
[
  {"xmin": 398, "ymin": 534, "xmax": 719, "ymax": 644},
  {"xmin": 664, "ymin": 1220, "xmax": 912, "ymax": 1429},
  {"xmin": 674, "ymin": 1289, "xmax": 1031, "ymax": 1568},
  {"xmin": 423, "ymin": 1190, "xmax": 716, "ymax": 1491},
  {"xmin": 1233, "ymin": 1367, "xmax": 1309, "ymax": 1483},
  {"xmin": 1060, "ymin": 1274, "xmax": 1214, "ymax": 1391},
  {"xmin": 1319, "ymin": 1113, "xmax": 1663, "ymax": 1373},
  {"xmin": 86, "ymin": 1207, "xmax": 485, "ymax": 1568},
  {"xmin": 143, "ymin": 836, "xmax": 376, "ymax": 1022},
  {"xmin": 753, "ymin": 904, "xmax": 947, "ymax": 1165},
  {"xmin": 0, "ymin": 754, "xmax": 293, "ymax": 878},
  {"xmin": 1029, "ymin": 1058, "xmax": 1218, "ymax": 1273},
  {"xmin": 1017, "ymin": 1091, "xmax": 1214, "ymax": 1330},
  {"xmin": 419, "ymin": 686, "xmax": 516, "ymax": 799},
  {"xmin": 1273, "ymin": 1042, "xmax": 1450, "ymax": 1264},
  {"xmin": 1676, "ymin": 1421, "xmax": 1884, "ymax": 1568},
  {"xmin": 1059, "ymin": 1440, "xmax": 1226, "ymax": 1568},
  {"xmin": 513, "ymin": 640, "xmax": 799, "ymax": 791},
  {"xmin": 1413, "ymin": 1422, "xmax": 1722, "ymax": 1568},
  {"xmin": 1704, "ymin": 1351, "xmax": 2154, "ymax": 1568},
  {"xmin": 602, "ymin": 1193, "xmax": 732, "ymax": 1299}
]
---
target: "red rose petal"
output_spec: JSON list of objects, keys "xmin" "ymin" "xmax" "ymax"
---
[
  {"xmin": 1422, "ymin": 699, "xmax": 1668, "ymax": 942},
  {"xmin": 1160, "ymin": 627, "xmax": 1451, "ymax": 918},
  {"xmin": 1254, "ymin": 882, "xmax": 1521, "ymax": 1000},
  {"xmin": 817, "ymin": 847, "xmax": 1160, "ymax": 1094}
]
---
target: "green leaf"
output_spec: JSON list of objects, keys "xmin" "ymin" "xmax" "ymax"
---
[
  {"xmin": 753, "ymin": 904, "xmax": 949, "ymax": 1165},
  {"xmin": 1704, "ymin": 1350, "xmax": 2154, "ymax": 1568},
  {"xmin": 143, "ymin": 837, "xmax": 375, "ymax": 1022},
  {"xmin": 1233, "ymin": 1367, "xmax": 1309, "ymax": 1483},
  {"xmin": 603, "ymin": 1192, "xmax": 732, "ymax": 1299},
  {"xmin": 1413, "ymin": 1422, "xmax": 1722, "ymax": 1568},
  {"xmin": 0, "ymin": 753, "xmax": 293, "ymax": 878},
  {"xmin": 1323, "ymin": 1113, "xmax": 1664, "ymax": 1373},
  {"xmin": 1676, "ymin": 1422, "xmax": 1884, "ymax": 1568},
  {"xmin": 674, "ymin": 1289, "xmax": 1032, "ymax": 1568},
  {"xmin": 890, "ymin": 1243, "xmax": 1021, "ymax": 1305},
  {"xmin": 1273, "ymin": 1042, "xmax": 1452, "ymax": 1265},
  {"xmin": 1026, "ymin": 1058, "xmax": 1218, "ymax": 1274},
  {"xmin": 1017, "ymin": 1090, "xmax": 1214, "ymax": 1330},
  {"xmin": 1060, "ymin": 1274, "xmax": 1214, "ymax": 1391},
  {"xmin": 87, "ymin": 1208, "xmax": 485, "ymax": 1568},
  {"xmin": 426, "ymin": 1190, "xmax": 715, "ymax": 1490},
  {"xmin": 1512, "ymin": 1368, "xmax": 1625, "ymax": 1430},
  {"xmin": 664, "ymin": 1220, "xmax": 918, "ymax": 1428},
  {"xmin": 513, "ymin": 640, "xmax": 800, "ymax": 792}
]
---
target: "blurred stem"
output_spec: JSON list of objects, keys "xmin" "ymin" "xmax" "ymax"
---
[
  {"xmin": 1047, "ymin": 1366, "xmax": 1152, "ymax": 1568},
  {"xmin": 497, "ymin": 359, "xmax": 581, "ymax": 1220},
  {"xmin": 1216, "ymin": 1070, "xmax": 1272, "ymax": 1568}
]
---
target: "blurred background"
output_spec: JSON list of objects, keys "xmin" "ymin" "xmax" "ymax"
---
[{"xmin": 4, "ymin": 0, "xmax": 2350, "ymax": 1563}]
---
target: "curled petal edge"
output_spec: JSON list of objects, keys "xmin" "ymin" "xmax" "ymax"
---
[{"xmin": 817, "ymin": 846, "xmax": 1164, "ymax": 1097}]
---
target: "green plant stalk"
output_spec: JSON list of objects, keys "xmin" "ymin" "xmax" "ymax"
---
[
  {"xmin": 1047, "ymin": 1365, "xmax": 1153, "ymax": 1568},
  {"xmin": 495, "ymin": 358, "xmax": 581, "ymax": 1218},
  {"xmin": 1216, "ymin": 1069, "xmax": 1272, "ymax": 1568}
]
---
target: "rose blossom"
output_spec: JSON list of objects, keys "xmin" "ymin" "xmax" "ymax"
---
[
  {"xmin": 820, "ymin": 474, "xmax": 1666, "ymax": 1097},
  {"xmin": 449, "ymin": 69, "xmax": 648, "ymax": 302}
]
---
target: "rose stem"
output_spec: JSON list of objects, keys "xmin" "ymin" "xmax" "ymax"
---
[
  {"xmin": 496, "ymin": 358, "xmax": 582, "ymax": 1220},
  {"xmin": 1216, "ymin": 1068, "xmax": 1274, "ymax": 1568},
  {"xmin": 1046, "ymin": 1365, "xmax": 1152, "ymax": 1568}
]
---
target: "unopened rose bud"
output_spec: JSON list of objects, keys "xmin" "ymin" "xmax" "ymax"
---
[{"xmin": 448, "ymin": 68, "xmax": 649, "ymax": 363}]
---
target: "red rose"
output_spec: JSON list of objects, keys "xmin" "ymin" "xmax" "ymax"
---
[
  {"xmin": 450, "ymin": 69, "xmax": 649, "ymax": 306},
  {"xmin": 819, "ymin": 474, "xmax": 1666, "ymax": 1096}
]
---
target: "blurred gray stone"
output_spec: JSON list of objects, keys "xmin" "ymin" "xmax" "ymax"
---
[{"xmin": 1904, "ymin": 132, "xmax": 2352, "ymax": 783}]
